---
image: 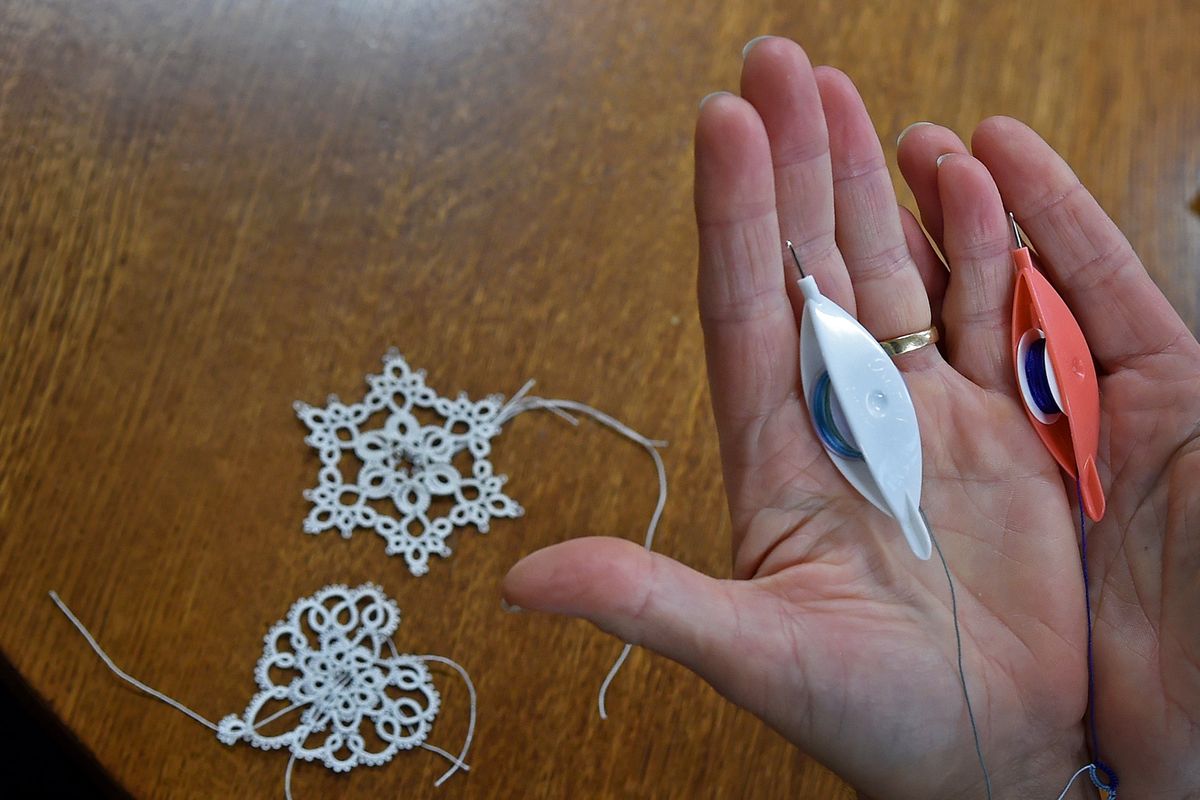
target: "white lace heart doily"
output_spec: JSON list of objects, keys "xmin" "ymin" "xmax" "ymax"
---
[
  {"xmin": 216, "ymin": 584, "xmax": 441, "ymax": 772},
  {"xmin": 51, "ymin": 584, "xmax": 474, "ymax": 796}
]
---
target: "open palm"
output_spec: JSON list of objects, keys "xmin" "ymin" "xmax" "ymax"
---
[
  {"xmin": 504, "ymin": 37, "xmax": 1199, "ymax": 799},
  {"xmin": 898, "ymin": 112, "xmax": 1200, "ymax": 797}
]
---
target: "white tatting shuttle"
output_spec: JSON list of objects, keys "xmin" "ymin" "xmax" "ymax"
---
[{"xmin": 791, "ymin": 243, "xmax": 932, "ymax": 561}]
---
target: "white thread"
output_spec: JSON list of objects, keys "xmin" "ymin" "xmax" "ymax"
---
[
  {"xmin": 217, "ymin": 584, "xmax": 442, "ymax": 773},
  {"xmin": 1055, "ymin": 764, "xmax": 1102, "ymax": 800},
  {"xmin": 285, "ymin": 753, "xmax": 297, "ymax": 800},
  {"xmin": 52, "ymin": 585, "xmax": 475, "ymax": 794},
  {"xmin": 283, "ymin": 746, "xmax": 469, "ymax": 800},
  {"xmin": 497, "ymin": 380, "xmax": 581, "ymax": 427},
  {"xmin": 498, "ymin": 392, "xmax": 669, "ymax": 720},
  {"xmin": 597, "ymin": 645, "xmax": 633, "ymax": 720},
  {"xmin": 412, "ymin": 652, "xmax": 477, "ymax": 787},
  {"xmin": 294, "ymin": 351, "xmax": 524, "ymax": 576},
  {"xmin": 419, "ymin": 743, "xmax": 471, "ymax": 774},
  {"xmin": 49, "ymin": 591, "xmax": 220, "ymax": 732}
]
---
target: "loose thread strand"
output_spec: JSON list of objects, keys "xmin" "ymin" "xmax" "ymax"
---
[
  {"xmin": 413, "ymin": 653, "xmax": 477, "ymax": 787},
  {"xmin": 1079, "ymin": 481, "xmax": 1099, "ymax": 755},
  {"xmin": 1055, "ymin": 763, "xmax": 1108, "ymax": 800},
  {"xmin": 500, "ymin": 392, "xmax": 668, "ymax": 719},
  {"xmin": 284, "ymin": 753, "xmax": 297, "ymax": 800},
  {"xmin": 1055, "ymin": 764, "xmax": 1092, "ymax": 800},
  {"xmin": 419, "ymin": 743, "xmax": 472, "ymax": 773},
  {"xmin": 927, "ymin": 528, "xmax": 993, "ymax": 800},
  {"xmin": 1076, "ymin": 480, "xmax": 1118, "ymax": 795},
  {"xmin": 48, "ymin": 591, "xmax": 220, "ymax": 732},
  {"xmin": 279, "ymin": 729, "xmax": 470, "ymax": 800},
  {"xmin": 597, "ymin": 644, "xmax": 632, "ymax": 720}
]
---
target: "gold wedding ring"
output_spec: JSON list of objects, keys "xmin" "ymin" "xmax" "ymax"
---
[{"xmin": 878, "ymin": 326, "xmax": 940, "ymax": 358}]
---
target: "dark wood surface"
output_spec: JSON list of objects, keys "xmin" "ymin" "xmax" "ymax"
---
[{"xmin": 2, "ymin": 1, "xmax": 1197, "ymax": 797}]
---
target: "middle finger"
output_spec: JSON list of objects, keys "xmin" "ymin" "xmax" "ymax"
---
[
  {"xmin": 740, "ymin": 37, "xmax": 856, "ymax": 315},
  {"xmin": 816, "ymin": 67, "xmax": 936, "ymax": 352}
]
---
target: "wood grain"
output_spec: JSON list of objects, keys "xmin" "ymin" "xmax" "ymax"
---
[{"xmin": 1, "ymin": 0, "xmax": 1197, "ymax": 797}]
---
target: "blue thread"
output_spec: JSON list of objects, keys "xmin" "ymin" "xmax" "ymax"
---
[
  {"xmin": 811, "ymin": 372, "xmax": 863, "ymax": 460},
  {"xmin": 1025, "ymin": 338, "xmax": 1061, "ymax": 416},
  {"xmin": 1090, "ymin": 762, "xmax": 1118, "ymax": 794},
  {"xmin": 1078, "ymin": 480, "xmax": 1118, "ymax": 796}
]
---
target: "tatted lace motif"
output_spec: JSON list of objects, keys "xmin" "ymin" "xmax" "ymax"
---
[
  {"xmin": 216, "ymin": 583, "xmax": 440, "ymax": 772},
  {"xmin": 292, "ymin": 349, "xmax": 670, "ymax": 719},
  {"xmin": 295, "ymin": 350, "xmax": 523, "ymax": 575},
  {"xmin": 50, "ymin": 585, "xmax": 475, "ymax": 794}
]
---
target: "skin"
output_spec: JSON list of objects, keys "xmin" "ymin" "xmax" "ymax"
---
[{"xmin": 503, "ymin": 37, "xmax": 1200, "ymax": 799}]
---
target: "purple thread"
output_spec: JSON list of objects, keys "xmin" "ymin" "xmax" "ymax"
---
[{"xmin": 1077, "ymin": 480, "xmax": 1118, "ymax": 794}]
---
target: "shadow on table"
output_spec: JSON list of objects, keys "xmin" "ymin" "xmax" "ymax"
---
[{"xmin": 0, "ymin": 654, "xmax": 127, "ymax": 798}]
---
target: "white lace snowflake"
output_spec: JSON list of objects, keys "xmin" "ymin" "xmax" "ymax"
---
[
  {"xmin": 216, "ymin": 584, "xmax": 440, "ymax": 772},
  {"xmin": 294, "ymin": 350, "xmax": 523, "ymax": 575}
]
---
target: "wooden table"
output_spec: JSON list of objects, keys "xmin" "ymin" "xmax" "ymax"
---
[{"xmin": 2, "ymin": 1, "xmax": 1197, "ymax": 797}]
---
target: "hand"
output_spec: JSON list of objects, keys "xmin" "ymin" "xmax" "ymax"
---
[
  {"xmin": 897, "ymin": 115, "xmax": 1200, "ymax": 797},
  {"xmin": 503, "ymin": 36, "xmax": 1199, "ymax": 798}
]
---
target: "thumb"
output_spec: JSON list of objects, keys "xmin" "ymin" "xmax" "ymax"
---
[{"xmin": 502, "ymin": 536, "xmax": 770, "ymax": 695}]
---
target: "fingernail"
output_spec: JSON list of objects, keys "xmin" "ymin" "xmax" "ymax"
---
[
  {"xmin": 699, "ymin": 90, "xmax": 732, "ymax": 109},
  {"xmin": 896, "ymin": 121, "xmax": 933, "ymax": 147},
  {"xmin": 742, "ymin": 35, "xmax": 774, "ymax": 59},
  {"xmin": 500, "ymin": 598, "xmax": 523, "ymax": 614},
  {"xmin": 936, "ymin": 153, "xmax": 957, "ymax": 167}
]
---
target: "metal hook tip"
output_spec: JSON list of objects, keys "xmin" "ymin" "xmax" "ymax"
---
[{"xmin": 785, "ymin": 240, "xmax": 806, "ymax": 277}]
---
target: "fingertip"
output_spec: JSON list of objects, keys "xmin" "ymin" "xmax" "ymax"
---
[
  {"xmin": 969, "ymin": 117, "xmax": 1083, "ymax": 220},
  {"xmin": 936, "ymin": 153, "xmax": 997, "ymax": 193},
  {"xmin": 897, "ymin": 122, "xmax": 966, "ymax": 162},
  {"xmin": 970, "ymin": 115, "xmax": 1036, "ymax": 160},
  {"xmin": 695, "ymin": 93, "xmax": 775, "ymax": 225},
  {"xmin": 895, "ymin": 120, "xmax": 933, "ymax": 147},
  {"xmin": 936, "ymin": 151, "xmax": 974, "ymax": 178},
  {"xmin": 696, "ymin": 91, "xmax": 768, "ymax": 171},
  {"xmin": 699, "ymin": 90, "xmax": 733, "ymax": 110},
  {"xmin": 738, "ymin": 38, "xmax": 828, "ymax": 171},
  {"xmin": 741, "ymin": 34, "xmax": 776, "ymax": 60},
  {"xmin": 503, "ymin": 537, "xmax": 740, "ymax": 677},
  {"xmin": 812, "ymin": 65, "xmax": 858, "ymax": 108},
  {"xmin": 738, "ymin": 37, "xmax": 818, "ymax": 120},
  {"xmin": 812, "ymin": 64, "xmax": 852, "ymax": 87},
  {"xmin": 509, "ymin": 540, "xmax": 784, "ymax": 717},
  {"xmin": 502, "ymin": 537, "xmax": 651, "ymax": 618},
  {"xmin": 936, "ymin": 154, "xmax": 1008, "ymax": 245},
  {"xmin": 973, "ymin": 114, "xmax": 1026, "ymax": 139},
  {"xmin": 896, "ymin": 124, "xmax": 968, "ymax": 250},
  {"xmin": 696, "ymin": 91, "xmax": 760, "ymax": 140},
  {"xmin": 812, "ymin": 66, "xmax": 860, "ymax": 115},
  {"xmin": 741, "ymin": 34, "xmax": 814, "ymax": 78},
  {"xmin": 813, "ymin": 66, "xmax": 880, "ymax": 161},
  {"xmin": 935, "ymin": 151, "xmax": 1017, "ymax": 389}
]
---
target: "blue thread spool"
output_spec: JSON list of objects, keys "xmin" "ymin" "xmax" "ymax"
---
[
  {"xmin": 1015, "ymin": 329, "xmax": 1064, "ymax": 424},
  {"xmin": 1025, "ymin": 338, "xmax": 1061, "ymax": 416},
  {"xmin": 811, "ymin": 371, "xmax": 864, "ymax": 460}
]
